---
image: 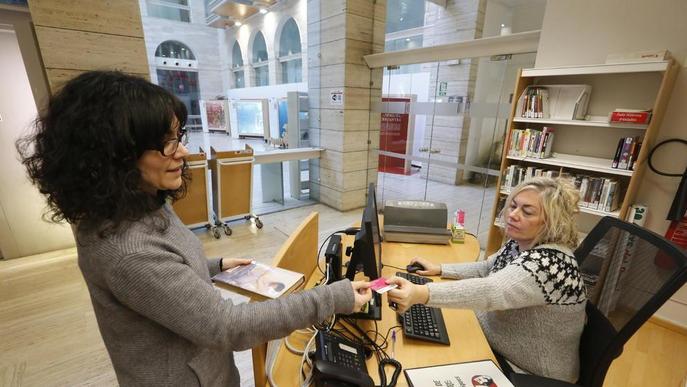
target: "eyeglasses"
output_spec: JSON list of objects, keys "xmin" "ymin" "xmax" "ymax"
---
[{"xmin": 160, "ymin": 130, "xmax": 188, "ymax": 157}]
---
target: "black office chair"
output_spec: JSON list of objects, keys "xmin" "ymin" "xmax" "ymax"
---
[{"xmin": 507, "ymin": 216, "xmax": 687, "ymax": 387}]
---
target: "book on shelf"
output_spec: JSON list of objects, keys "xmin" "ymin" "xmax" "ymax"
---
[
  {"xmin": 517, "ymin": 86, "xmax": 549, "ymax": 118},
  {"xmin": 576, "ymin": 176, "xmax": 621, "ymax": 212},
  {"xmin": 404, "ymin": 359, "xmax": 514, "ymax": 387},
  {"xmin": 501, "ymin": 165, "xmax": 559, "ymax": 192},
  {"xmin": 508, "ymin": 127, "xmax": 554, "ymax": 159},
  {"xmin": 517, "ymin": 85, "xmax": 591, "ymax": 120},
  {"xmin": 613, "ymin": 136, "xmax": 640, "ymax": 170},
  {"xmin": 212, "ymin": 261, "xmax": 304, "ymax": 300},
  {"xmin": 609, "ymin": 109, "xmax": 652, "ymax": 124}
]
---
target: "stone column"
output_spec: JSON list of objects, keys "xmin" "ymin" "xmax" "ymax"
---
[{"xmin": 307, "ymin": 0, "xmax": 385, "ymax": 210}]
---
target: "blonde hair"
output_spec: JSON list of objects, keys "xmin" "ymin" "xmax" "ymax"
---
[{"xmin": 501, "ymin": 176, "xmax": 580, "ymax": 249}]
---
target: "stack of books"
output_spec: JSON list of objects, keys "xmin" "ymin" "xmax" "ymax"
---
[
  {"xmin": 508, "ymin": 127, "xmax": 555, "ymax": 159},
  {"xmin": 611, "ymin": 136, "xmax": 642, "ymax": 170}
]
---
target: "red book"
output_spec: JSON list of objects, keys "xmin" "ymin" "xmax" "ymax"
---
[{"xmin": 609, "ymin": 111, "xmax": 651, "ymax": 124}]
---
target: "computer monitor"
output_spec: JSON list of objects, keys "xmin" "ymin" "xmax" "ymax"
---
[
  {"xmin": 344, "ymin": 183, "xmax": 383, "ymax": 320},
  {"xmin": 345, "ymin": 183, "xmax": 382, "ymax": 282}
]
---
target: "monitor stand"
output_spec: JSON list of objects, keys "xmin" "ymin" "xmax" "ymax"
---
[{"xmin": 342, "ymin": 292, "xmax": 382, "ymax": 320}]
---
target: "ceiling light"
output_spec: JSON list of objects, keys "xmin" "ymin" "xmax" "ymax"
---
[
  {"xmin": 259, "ymin": 8, "xmax": 268, "ymax": 14},
  {"xmin": 234, "ymin": 21, "xmax": 242, "ymax": 27}
]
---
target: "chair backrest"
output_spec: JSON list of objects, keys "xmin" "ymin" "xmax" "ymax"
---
[
  {"xmin": 271, "ymin": 211, "xmax": 319, "ymax": 287},
  {"xmin": 574, "ymin": 216, "xmax": 687, "ymax": 387}
]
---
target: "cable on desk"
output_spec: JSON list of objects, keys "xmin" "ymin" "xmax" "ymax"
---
[{"xmin": 339, "ymin": 318, "xmax": 402, "ymax": 387}]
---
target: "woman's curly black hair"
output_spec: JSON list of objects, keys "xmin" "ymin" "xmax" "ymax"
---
[{"xmin": 16, "ymin": 71, "xmax": 190, "ymax": 235}]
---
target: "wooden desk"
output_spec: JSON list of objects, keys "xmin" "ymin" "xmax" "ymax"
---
[{"xmin": 270, "ymin": 234, "xmax": 496, "ymax": 386}]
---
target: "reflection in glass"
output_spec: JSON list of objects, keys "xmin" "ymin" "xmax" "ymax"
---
[
  {"xmin": 386, "ymin": 0, "xmax": 425, "ymax": 33},
  {"xmin": 156, "ymin": 69, "xmax": 200, "ymax": 116}
]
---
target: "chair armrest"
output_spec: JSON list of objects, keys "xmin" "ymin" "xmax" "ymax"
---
[{"xmin": 510, "ymin": 373, "xmax": 578, "ymax": 387}]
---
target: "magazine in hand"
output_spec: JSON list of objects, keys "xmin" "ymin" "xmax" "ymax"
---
[
  {"xmin": 212, "ymin": 261, "xmax": 304, "ymax": 300},
  {"xmin": 404, "ymin": 359, "xmax": 514, "ymax": 387}
]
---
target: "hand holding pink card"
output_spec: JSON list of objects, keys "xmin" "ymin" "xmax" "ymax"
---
[{"xmin": 369, "ymin": 277, "xmax": 398, "ymax": 294}]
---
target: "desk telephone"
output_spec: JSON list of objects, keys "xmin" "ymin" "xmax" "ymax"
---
[{"xmin": 313, "ymin": 330, "xmax": 374, "ymax": 387}]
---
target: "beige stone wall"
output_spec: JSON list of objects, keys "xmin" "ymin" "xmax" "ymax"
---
[
  {"xmin": 28, "ymin": 0, "xmax": 149, "ymax": 91},
  {"xmin": 308, "ymin": 0, "xmax": 385, "ymax": 210}
]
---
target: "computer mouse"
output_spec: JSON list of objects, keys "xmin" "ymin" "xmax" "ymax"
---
[{"xmin": 406, "ymin": 262, "xmax": 425, "ymax": 273}]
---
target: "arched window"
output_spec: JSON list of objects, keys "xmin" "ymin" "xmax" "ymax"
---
[
  {"xmin": 155, "ymin": 40, "xmax": 196, "ymax": 60},
  {"xmin": 154, "ymin": 41, "xmax": 201, "ymax": 128},
  {"xmin": 232, "ymin": 42, "xmax": 245, "ymax": 88},
  {"xmin": 251, "ymin": 32, "xmax": 269, "ymax": 86},
  {"xmin": 278, "ymin": 18, "xmax": 302, "ymax": 84}
]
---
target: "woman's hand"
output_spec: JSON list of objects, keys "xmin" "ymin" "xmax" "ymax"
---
[
  {"xmin": 410, "ymin": 257, "xmax": 441, "ymax": 276},
  {"xmin": 351, "ymin": 281, "xmax": 372, "ymax": 312},
  {"xmin": 221, "ymin": 258, "xmax": 253, "ymax": 271},
  {"xmin": 386, "ymin": 277, "xmax": 429, "ymax": 314}
]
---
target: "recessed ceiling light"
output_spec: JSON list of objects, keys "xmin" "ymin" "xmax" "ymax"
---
[
  {"xmin": 235, "ymin": 21, "xmax": 242, "ymax": 26},
  {"xmin": 259, "ymin": 8, "xmax": 268, "ymax": 14}
]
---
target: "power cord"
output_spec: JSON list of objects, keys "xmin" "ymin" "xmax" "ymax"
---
[{"xmin": 339, "ymin": 318, "xmax": 403, "ymax": 387}]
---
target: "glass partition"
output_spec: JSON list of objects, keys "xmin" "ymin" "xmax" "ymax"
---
[{"xmin": 373, "ymin": 53, "xmax": 536, "ymax": 249}]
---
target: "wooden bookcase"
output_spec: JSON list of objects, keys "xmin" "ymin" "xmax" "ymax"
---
[{"xmin": 486, "ymin": 60, "xmax": 680, "ymax": 256}]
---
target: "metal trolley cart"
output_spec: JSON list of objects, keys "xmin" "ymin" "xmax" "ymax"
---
[
  {"xmin": 208, "ymin": 145, "xmax": 263, "ymax": 238},
  {"xmin": 172, "ymin": 150, "xmax": 213, "ymax": 230}
]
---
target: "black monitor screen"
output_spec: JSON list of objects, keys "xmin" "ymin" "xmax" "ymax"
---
[{"xmin": 345, "ymin": 183, "xmax": 382, "ymax": 281}]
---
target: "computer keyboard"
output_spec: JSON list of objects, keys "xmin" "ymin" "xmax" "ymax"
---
[{"xmin": 395, "ymin": 272, "xmax": 450, "ymax": 345}]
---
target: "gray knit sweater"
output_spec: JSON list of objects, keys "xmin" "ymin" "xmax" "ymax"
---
[
  {"xmin": 76, "ymin": 204, "xmax": 354, "ymax": 386},
  {"xmin": 426, "ymin": 240, "xmax": 586, "ymax": 382}
]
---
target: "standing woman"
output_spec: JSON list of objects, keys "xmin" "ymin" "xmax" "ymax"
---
[
  {"xmin": 18, "ymin": 71, "xmax": 371, "ymax": 386},
  {"xmin": 387, "ymin": 177, "xmax": 587, "ymax": 383}
]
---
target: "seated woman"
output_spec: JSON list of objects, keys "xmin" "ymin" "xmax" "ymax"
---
[
  {"xmin": 387, "ymin": 177, "xmax": 586, "ymax": 383},
  {"xmin": 18, "ymin": 71, "xmax": 371, "ymax": 386}
]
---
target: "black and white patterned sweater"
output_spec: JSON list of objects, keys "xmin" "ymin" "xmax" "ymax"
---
[{"xmin": 426, "ymin": 240, "xmax": 586, "ymax": 383}]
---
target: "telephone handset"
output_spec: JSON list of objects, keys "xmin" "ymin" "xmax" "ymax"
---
[{"xmin": 313, "ymin": 331, "xmax": 374, "ymax": 387}]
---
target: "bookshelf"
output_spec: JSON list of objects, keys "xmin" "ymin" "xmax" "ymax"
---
[{"xmin": 486, "ymin": 59, "xmax": 679, "ymax": 255}]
